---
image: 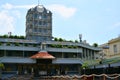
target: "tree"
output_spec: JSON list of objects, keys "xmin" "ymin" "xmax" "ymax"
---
[
  {"xmin": 6, "ymin": 42, "xmax": 11, "ymax": 46},
  {"xmin": 19, "ymin": 36, "xmax": 25, "ymax": 39},
  {"xmin": 59, "ymin": 38, "xmax": 63, "ymax": 42},
  {"xmin": 81, "ymin": 62, "xmax": 89, "ymax": 69},
  {"xmin": 0, "ymin": 63, "xmax": 4, "ymax": 79},
  {"xmin": 3, "ymin": 35, "xmax": 8, "ymax": 38},
  {"xmin": 69, "ymin": 40, "xmax": 73, "ymax": 42},
  {"xmin": 75, "ymin": 40, "xmax": 78, "ymax": 43},
  {"xmin": 15, "ymin": 42, "xmax": 20, "ymax": 46},
  {"xmin": 0, "ymin": 63, "xmax": 4, "ymax": 69},
  {"xmin": 81, "ymin": 62, "xmax": 89, "ymax": 74},
  {"xmin": 14, "ymin": 35, "xmax": 18, "ymax": 38},
  {"xmin": 9, "ymin": 35, "xmax": 14, "ymax": 38},
  {"xmin": 54, "ymin": 37, "xmax": 58, "ymax": 41},
  {"xmin": 93, "ymin": 43, "xmax": 98, "ymax": 47}
]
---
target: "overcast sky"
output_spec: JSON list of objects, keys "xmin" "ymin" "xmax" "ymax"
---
[{"xmin": 0, "ymin": 0, "xmax": 120, "ymax": 45}]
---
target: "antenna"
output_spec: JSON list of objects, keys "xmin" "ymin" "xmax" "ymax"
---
[
  {"xmin": 79, "ymin": 34, "xmax": 82, "ymax": 42},
  {"xmin": 38, "ymin": 0, "xmax": 39, "ymax": 5}
]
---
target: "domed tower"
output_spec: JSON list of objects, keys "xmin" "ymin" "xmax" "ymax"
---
[{"xmin": 26, "ymin": 5, "xmax": 52, "ymax": 42}]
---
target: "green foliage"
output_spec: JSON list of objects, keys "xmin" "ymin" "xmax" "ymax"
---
[
  {"xmin": 93, "ymin": 43, "xmax": 98, "ymax": 47},
  {"xmin": 0, "ymin": 63, "xmax": 4, "ymax": 69},
  {"xmin": 68, "ymin": 45, "xmax": 73, "ymax": 48},
  {"xmin": 54, "ymin": 37, "xmax": 58, "ymax": 41},
  {"xmin": 69, "ymin": 40, "xmax": 73, "ymax": 42},
  {"xmin": 73, "ymin": 46, "xmax": 78, "ymax": 49},
  {"xmin": 49, "ymin": 44, "xmax": 55, "ymax": 47},
  {"xmin": 9, "ymin": 35, "xmax": 14, "ymax": 38},
  {"xmin": 33, "ymin": 44, "xmax": 37, "ymax": 47},
  {"xmin": 0, "ymin": 42, "xmax": 2, "ymax": 46},
  {"xmin": 59, "ymin": 38, "xmax": 63, "ymax": 42},
  {"xmin": 56, "ymin": 44, "xmax": 62, "ymax": 48},
  {"xmin": 49, "ymin": 44, "xmax": 79, "ymax": 49},
  {"xmin": 0, "ymin": 34, "xmax": 25, "ymax": 39},
  {"xmin": 53, "ymin": 37, "xmax": 79, "ymax": 43},
  {"xmin": 81, "ymin": 62, "xmax": 89, "ymax": 69},
  {"xmin": 75, "ymin": 40, "xmax": 79, "ymax": 43},
  {"xmin": 19, "ymin": 36, "xmax": 25, "ymax": 39},
  {"xmin": 14, "ymin": 35, "xmax": 18, "ymax": 38},
  {"xmin": 63, "ymin": 45, "xmax": 67, "ymax": 48},
  {"xmin": 14, "ymin": 42, "xmax": 19, "ymax": 46},
  {"xmin": 6, "ymin": 42, "xmax": 11, "ymax": 46},
  {"xmin": 24, "ymin": 43, "xmax": 28, "ymax": 46},
  {"xmin": 3, "ymin": 35, "xmax": 8, "ymax": 38}
]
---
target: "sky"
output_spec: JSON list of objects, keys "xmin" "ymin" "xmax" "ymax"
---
[{"xmin": 0, "ymin": 0, "xmax": 120, "ymax": 45}]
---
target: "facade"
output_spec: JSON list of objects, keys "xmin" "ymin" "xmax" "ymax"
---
[
  {"xmin": 100, "ymin": 36, "xmax": 120, "ymax": 58},
  {"xmin": 0, "ymin": 4, "xmax": 101, "ymax": 76},
  {"xmin": 99, "ymin": 43, "xmax": 109, "ymax": 59},
  {"xmin": 108, "ymin": 37, "xmax": 120, "ymax": 56},
  {"xmin": 91, "ymin": 37, "xmax": 120, "ymax": 70}
]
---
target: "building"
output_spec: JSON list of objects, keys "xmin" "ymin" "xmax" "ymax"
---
[
  {"xmin": 26, "ymin": 5, "xmax": 52, "ymax": 41},
  {"xmin": 0, "ymin": 4, "xmax": 101, "ymax": 76},
  {"xmin": 100, "ymin": 36, "xmax": 120, "ymax": 58},
  {"xmin": 90, "ymin": 37, "xmax": 120, "ymax": 73},
  {"xmin": 108, "ymin": 36, "xmax": 120, "ymax": 56}
]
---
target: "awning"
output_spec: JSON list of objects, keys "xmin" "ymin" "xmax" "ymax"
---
[{"xmin": 30, "ymin": 51, "xmax": 55, "ymax": 59}]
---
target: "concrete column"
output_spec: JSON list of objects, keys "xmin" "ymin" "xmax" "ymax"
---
[
  {"xmin": 87, "ymin": 49, "xmax": 90, "ymax": 60},
  {"xmin": 93, "ymin": 51, "xmax": 95, "ymax": 60},
  {"xmin": 82, "ymin": 48, "xmax": 84, "ymax": 60},
  {"xmin": 84, "ymin": 48, "xmax": 86, "ymax": 60},
  {"xmin": 81, "ymin": 52, "xmax": 83, "ymax": 59},
  {"xmin": 89, "ymin": 50, "xmax": 91, "ymax": 60},
  {"xmin": 86, "ymin": 49, "xmax": 88, "ymax": 60},
  {"xmin": 62, "ymin": 52, "xmax": 64, "ymax": 58},
  {"xmin": 85, "ymin": 49, "xmax": 87, "ymax": 60},
  {"xmin": 90, "ymin": 50, "xmax": 92, "ymax": 60}
]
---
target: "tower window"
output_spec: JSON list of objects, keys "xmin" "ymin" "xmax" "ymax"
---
[
  {"xmin": 43, "ymin": 15, "xmax": 47, "ymax": 18},
  {"xmin": 113, "ymin": 45, "xmax": 117, "ymax": 54},
  {"xmin": 39, "ymin": 21, "xmax": 42, "ymax": 25},
  {"xmin": 34, "ymin": 13, "xmax": 37, "ymax": 18},
  {"xmin": 43, "ymin": 21, "xmax": 46, "ymax": 25}
]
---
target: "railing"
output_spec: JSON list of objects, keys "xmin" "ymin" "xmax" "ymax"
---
[
  {"xmin": 0, "ymin": 57, "xmax": 36, "ymax": 63},
  {"xmin": 45, "ymin": 41, "xmax": 102, "ymax": 51},
  {"xmin": 46, "ymin": 47, "xmax": 82, "ymax": 53},
  {"xmin": 2, "ymin": 73, "xmax": 120, "ymax": 80},
  {"xmin": 52, "ymin": 58, "xmax": 83, "ymax": 64},
  {"xmin": 36, "ymin": 74, "xmax": 120, "ymax": 80},
  {"xmin": 0, "ymin": 45, "xmax": 39, "ymax": 51}
]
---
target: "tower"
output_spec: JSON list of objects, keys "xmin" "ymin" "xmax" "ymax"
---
[{"xmin": 26, "ymin": 5, "xmax": 52, "ymax": 42}]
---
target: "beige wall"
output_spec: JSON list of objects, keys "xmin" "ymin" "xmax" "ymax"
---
[
  {"xmin": 100, "ymin": 37, "xmax": 120, "ymax": 58},
  {"xmin": 108, "ymin": 38, "xmax": 120, "ymax": 56}
]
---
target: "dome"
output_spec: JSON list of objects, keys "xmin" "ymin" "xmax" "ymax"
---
[
  {"xmin": 37, "ymin": 5, "xmax": 44, "ymax": 9},
  {"xmin": 27, "ymin": 5, "xmax": 52, "ymax": 14},
  {"xmin": 36, "ymin": 5, "xmax": 45, "ymax": 12}
]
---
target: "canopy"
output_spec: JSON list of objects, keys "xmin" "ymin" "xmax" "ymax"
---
[{"xmin": 30, "ymin": 51, "xmax": 55, "ymax": 59}]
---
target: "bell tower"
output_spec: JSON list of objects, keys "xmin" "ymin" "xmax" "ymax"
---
[{"xmin": 26, "ymin": 4, "xmax": 52, "ymax": 42}]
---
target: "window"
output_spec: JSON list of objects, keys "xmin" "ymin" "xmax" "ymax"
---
[
  {"xmin": 42, "ymin": 21, "xmax": 46, "ymax": 25},
  {"xmin": 39, "ymin": 21, "xmax": 42, "ymax": 25},
  {"xmin": 113, "ymin": 45, "xmax": 117, "ymax": 54},
  {"xmin": 43, "ymin": 14, "xmax": 47, "ymax": 18},
  {"xmin": 34, "ymin": 13, "xmax": 37, "ymax": 18}
]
